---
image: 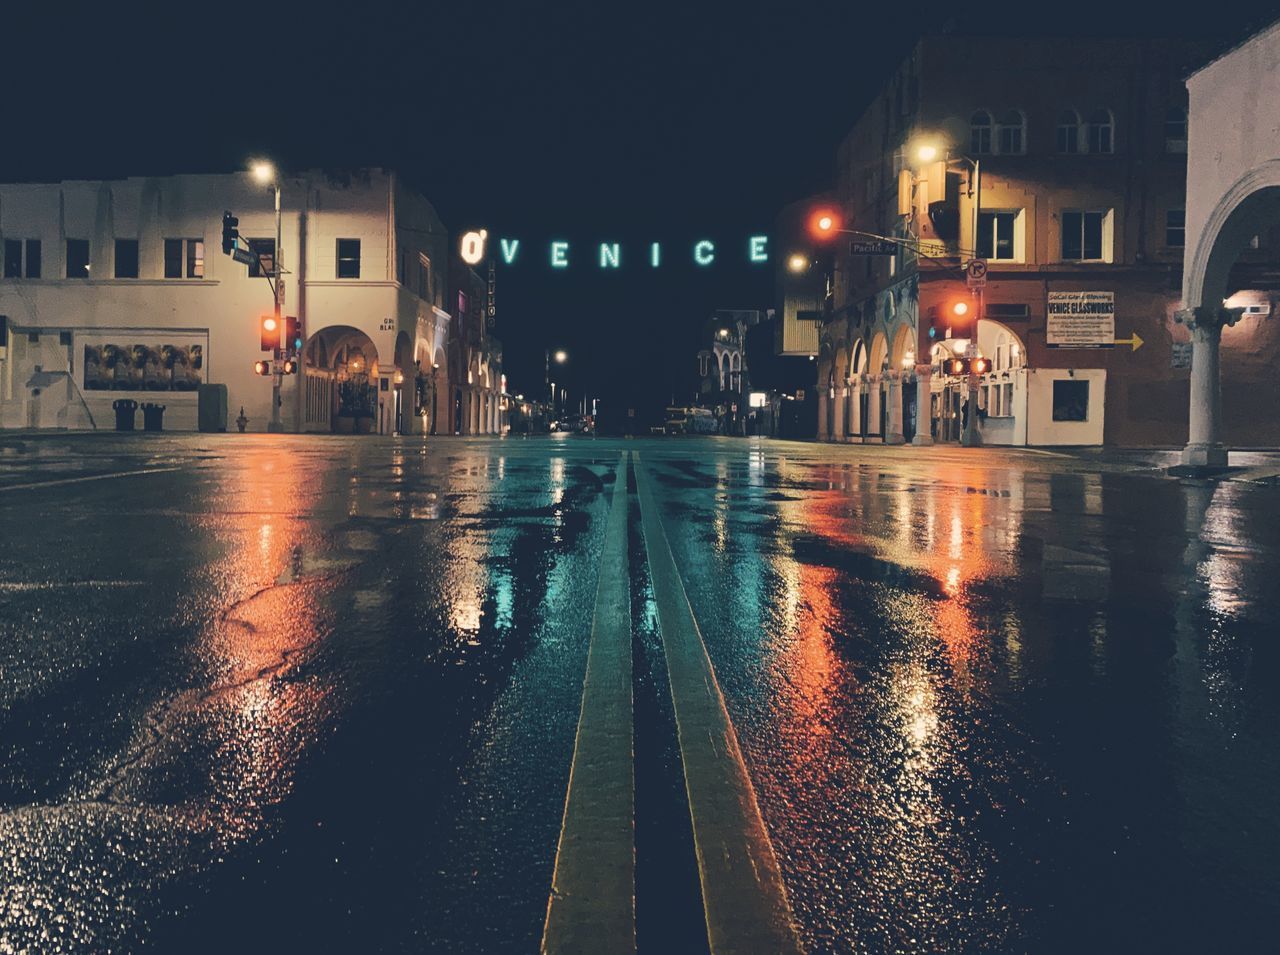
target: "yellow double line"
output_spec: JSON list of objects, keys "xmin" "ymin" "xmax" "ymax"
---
[{"xmin": 542, "ymin": 451, "xmax": 802, "ymax": 954}]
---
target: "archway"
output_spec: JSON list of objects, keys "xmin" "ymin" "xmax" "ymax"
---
[
  {"xmin": 1181, "ymin": 167, "xmax": 1280, "ymax": 464},
  {"xmin": 303, "ymin": 325, "xmax": 380, "ymax": 433},
  {"xmin": 429, "ymin": 346, "xmax": 449, "ymax": 435},
  {"xmin": 832, "ymin": 347, "xmax": 849, "ymax": 440},
  {"xmin": 867, "ymin": 332, "xmax": 889, "ymax": 439},
  {"xmin": 393, "ymin": 331, "xmax": 413, "ymax": 435},
  {"xmin": 848, "ymin": 339, "xmax": 868, "ymax": 438}
]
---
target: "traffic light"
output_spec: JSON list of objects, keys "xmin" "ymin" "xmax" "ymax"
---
[
  {"xmin": 943, "ymin": 356, "xmax": 990, "ymax": 376},
  {"xmin": 945, "ymin": 357, "xmax": 968, "ymax": 376},
  {"xmin": 970, "ymin": 356, "xmax": 990, "ymax": 375},
  {"xmin": 222, "ymin": 211, "xmax": 239, "ymax": 255},
  {"xmin": 281, "ymin": 357, "xmax": 297, "ymax": 375},
  {"xmin": 253, "ymin": 359, "xmax": 271, "ymax": 376},
  {"xmin": 283, "ymin": 316, "xmax": 302, "ymax": 356},
  {"xmin": 808, "ymin": 206, "xmax": 842, "ymax": 241},
  {"xmin": 260, "ymin": 314, "xmax": 280, "ymax": 351}
]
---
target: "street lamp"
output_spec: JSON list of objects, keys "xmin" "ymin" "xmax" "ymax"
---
[
  {"xmin": 545, "ymin": 348, "xmax": 567, "ymax": 407},
  {"xmin": 787, "ymin": 253, "xmax": 809, "ymax": 274},
  {"xmin": 251, "ymin": 159, "xmax": 286, "ymax": 432}
]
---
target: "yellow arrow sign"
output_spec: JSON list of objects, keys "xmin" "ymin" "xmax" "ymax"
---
[{"xmin": 1115, "ymin": 332, "xmax": 1144, "ymax": 351}]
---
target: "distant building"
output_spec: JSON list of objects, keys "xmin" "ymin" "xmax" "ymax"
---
[
  {"xmin": 814, "ymin": 36, "xmax": 1280, "ymax": 447},
  {"xmin": 696, "ymin": 308, "xmax": 763, "ymax": 434},
  {"xmin": 0, "ymin": 168, "xmax": 507, "ymax": 435}
]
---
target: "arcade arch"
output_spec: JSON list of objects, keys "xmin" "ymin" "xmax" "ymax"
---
[{"xmin": 303, "ymin": 325, "xmax": 380, "ymax": 433}]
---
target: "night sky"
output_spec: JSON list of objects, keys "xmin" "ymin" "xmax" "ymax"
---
[{"xmin": 4, "ymin": 1, "xmax": 1276, "ymax": 418}]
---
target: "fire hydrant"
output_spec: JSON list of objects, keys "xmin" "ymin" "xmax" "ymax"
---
[{"xmin": 235, "ymin": 407, "xmax": 249, "ymax": 433}]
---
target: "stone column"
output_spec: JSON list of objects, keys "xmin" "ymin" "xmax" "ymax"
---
[
  {"xmin": 833, "ymin": 384, "xmax": 846, "ymax": 441},
  {"xmin": 885, "ymin": 372, "xmax": 905, "ymax": 445},
  {"xmin": 817, "ymin": 387, "xmax": 829, "ymax": 441},
  {"xmin": 912, "ymin": 364, "xmax": 934, "ymax": 445},
  {"xmin": 1175, "ymin": 306, "xmax": 1241, "ymax": 468}
]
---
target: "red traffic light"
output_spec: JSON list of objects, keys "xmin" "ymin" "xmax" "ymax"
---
[
  {"xmin": 970, "ymin": 356, "xmax": 990, "ymax": 375},
  {"xmin": 260, "ymin": 315, "xmax": 280, "ymax": 352},
  {"xmin": 253, "ymin": 359, "xmax": 271, "ymax": 376},
  {"xmin": 807, "ymin": 207, "xmax": 842, "ymax": 241}
]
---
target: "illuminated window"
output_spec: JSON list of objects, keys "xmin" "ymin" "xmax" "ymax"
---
[
  {"xmin": 996, "ymin": 110, "xmax": 1025, "ymax": 155},
  {"xmin": 1056, "ymin": 110, "xmax": 1081, "ymax": 154},
  {"xmin": 114, "ymin": 239, "xmax": 139, "ymax": 278},
  {"xmin": 977, "ymin": 211, "xmax": 1022, "ymax": 261},
  {"xmin": 1086, "ymin": 109, "xmax": 1114, "ymax": 154},
  {"xmin": 1061, "ymin": 210, "xmax": 1111, "ymax": 262},
  {"xmin": 337, "ymin": 238, "xmax": 361, "ymax": 279},
  {"xmin": 970, "ymin": 110, "xmax": 992, "ymax": 154},
  {"xmin": 1166, "ymin": 209, "xmax": 1185, "ymax": 248},
  {"xmin": 189, "ymin": 240, "xmax": 204, "ymax": 278},
  {"xmin": 1164, "ymin": 106, "xmax": 1187, "ymax": 153}
]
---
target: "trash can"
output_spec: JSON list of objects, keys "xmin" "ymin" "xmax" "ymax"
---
[
  {"xmin": 112, "ymin": 398, "xmax": 138, "ymax": 431},
  {"xmin": 141, "ymin": 402, "xmax": 166, "ymax": 432}
]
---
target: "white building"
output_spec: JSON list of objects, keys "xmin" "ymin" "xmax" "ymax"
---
[{"xmin": 0, "ymin": 168, "xmax": 503, "ymax": 435}]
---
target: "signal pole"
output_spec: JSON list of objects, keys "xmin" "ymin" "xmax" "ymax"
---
[{"xmin": 268, "ymin": 180, "xmax": 284, "ymax": 432}]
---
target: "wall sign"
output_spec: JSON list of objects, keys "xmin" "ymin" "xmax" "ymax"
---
[
  {"xmin": 1047, "ymin": 291, "xmax": 1115, "ymax": 348},
  {"xmin": 458, "ymin": 230, "xmax": 769, "ymax": 269}
]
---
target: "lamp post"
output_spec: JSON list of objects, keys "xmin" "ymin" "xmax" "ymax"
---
[
  {"xmin": 545, "ymin": 348, "xmax": 567, "ymax": 423},
  {"xmin": 252, "ymin": 161, "xmax": 285, "ymax": 433},
  {"xmin": 430, "ymin": 362, "xmax": 439, "ymax": 435}
]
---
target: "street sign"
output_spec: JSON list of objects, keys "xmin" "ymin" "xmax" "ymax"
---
[
  {"xmin": 966, "ymin": 258, "xmax": 988, "ymax": 289},
  {"xmin": 1114, "ymin": 332, "xmax": 1145, "ymax": 351},
  {"xmin": 849, "ymin": 240, "xmax": 898, "ymax": 256},
  {"xmin": 232, "ymin": 246, "xmax": 256, "ymax": 266}
]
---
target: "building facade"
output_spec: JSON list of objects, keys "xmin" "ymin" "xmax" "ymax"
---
[
  {"xmin": 0, "ymin": 168, "xmax": 507, "ymax": 436},
  {"xmin": 815, "ymin": 36, "xmax": 1280, "ymax": 448}
]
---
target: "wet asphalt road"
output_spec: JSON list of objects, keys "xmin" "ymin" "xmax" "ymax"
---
[{"xmin": 1, "ymin": 433, "xmax": 1278, "ymax": 953}]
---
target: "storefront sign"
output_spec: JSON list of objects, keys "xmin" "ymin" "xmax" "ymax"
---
[
  {"xmin": 1047, "ymin": 291, "xmax": 1115, "ymax": 348},
  {"xmin": 459, "ymin": 230, "xmax": 770, "ymax": 269}
]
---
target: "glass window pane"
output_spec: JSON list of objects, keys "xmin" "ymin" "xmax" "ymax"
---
[
  {"xmin": 66, "ymin": 239, "xmax": 90, "ymax": 277},
  {"xmin": 1062, "ymin": 212, "xmax": 1082, "ymax": 259},
  {"xmin": 164, "ymin": 239, "xmax": 183, "ymax": 278},
  {"xmin": 1083, "ymin": 213, "xmax": 1103, "ymax": 259},
  {"xmin": 187, "ymin": 240, "xmax": 204, "ymax": 278},
  {"xmin": 25, "ymin": 240, "xmax": 41, "ymax": 278},
  {"xmin": 114, "ymin": 239, "xmax": 139, "ymax": 278},
  {"xmin": 3, "ymin": 239, "xmax": 20, "ymax": 278},
  {"xmin": 337, "ymin": 238, "xmax": 360, "ymax": 279}
]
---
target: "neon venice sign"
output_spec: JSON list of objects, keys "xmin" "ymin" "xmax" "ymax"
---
[{"xmin": 458, "ymin": 230, "xmax": 770, "ymax": 268}]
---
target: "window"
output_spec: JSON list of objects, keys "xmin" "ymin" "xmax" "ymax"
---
[
  {"xmin": 164, "ymin": 239, "xmax": 183, "ymax": 278},
  {"xmin": 66, "ymin": 239, "xmax": 90, "ymax": 277},
  {"xmin": 1164, "ymin": 106, "xmax": 1187, "ymax": 153},
  {"xmin": 114, "ymin": 239, "xmax": 139, "ymax": 278},
  {"xmin": 3, "ymin": 240, "xmax": 20, "ymax": 278},
  {"xmin": 1057, "ymin": 110, "xmax": 1081, "ymax": 154},
  {"xmin": 1002, "ymin": 382, "xmax": 1014, "ymax": 416},
  {"xmin": 417, "ymin": 255, "xmax": 432, "ymax": 300},
  {"xmin": 996, "ymin": 110, "xmax": 1025, "ymax": 155},
  {"xmin": 1086, "ymin": 109, "xmax": 1114, "ymax": 154},
  {"xmin": 1052, "ymin": 380, "xmax": 1090, "ymax": 422},
  {"xmin": 978, "ymin": 211, "xmax": 1020, "ymax": 260},
  {"xmin": 336, "ymin": 238, "xmax": 361, "ymax": 279},
  {"xmin": 25, "ymin": 240, "xmax": 41, "ymax": 278},
  {"xmin": 1061, "ymin": 210, "xmax": 1110, "ymax": 261},
  {"xmin": 1166, "ymin": 209, "xmax": 1186, "ymax": 248},
  {"xmin": 164, "ymin": 239, "xmax": 204, "ymax": 278},
  {"xmin": 186, "ymin": 240, "xmax": 204, "ymax": 278},
  {"xmin": 247, "ymin": 238, "xmax": 275, "ymax": 277},
  {"xmin": 970, "ymin": 110, "xmax": 992, "ymax": 154}
]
